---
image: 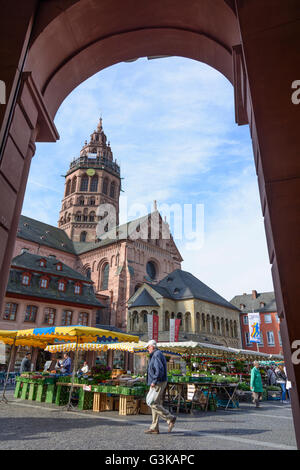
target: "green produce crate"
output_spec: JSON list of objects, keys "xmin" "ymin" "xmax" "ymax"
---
[
  {"xmin": 14, "ymin": 380, "xmax": 22, "ymax": 398},
  {"xmin": 20, "ymin": 382, "xmax": 29, "ymax": 400},
  {"xmin": 28, "ymin": 383, "xmax": 37, "ymax": 401},
  {"xmin": 36, "ymin": 384, "xmax": 47, "ymax": 402},
  {"xmin": 45, "ymin": 384, "xmax": 56, "ymax": 403},
  {"xmin": 55, "ymin": 385, "xmax": 70, "ymax": 406},
  {"xmin": 78, "ymin": 389, "xmax": 93, "ymax": 410}
]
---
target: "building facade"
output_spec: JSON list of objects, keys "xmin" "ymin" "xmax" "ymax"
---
[
  {"xmin": 10, "ymin": 119, "xmax": 182, "ymax": 331},
  {"xmin": 128, "ymin": 270, "xmax": 242, "ymax": 348},
  {"xmin": 230, "ymin": 290, "xmax": 282, "ymax": 355}
]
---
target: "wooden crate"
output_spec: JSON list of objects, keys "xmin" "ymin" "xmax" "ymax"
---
[
  {"xmin": 139, "ymin": 400, "xmax": 151, "ymax": 415},
  {"xmin": 93, "ymin": 393, "xmax": 114, "ymax": 412},
  {"xmin": 114, "ymin": 397, "xmax": 119, "ymax": 411},
  {"xmin": 119, "ymin": 395, "xmax": 140, "ymax": 416}
]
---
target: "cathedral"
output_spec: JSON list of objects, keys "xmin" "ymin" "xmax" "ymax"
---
[{"xmin": 11, "ymin": 119, "xmax": 183, "ymax": 331}]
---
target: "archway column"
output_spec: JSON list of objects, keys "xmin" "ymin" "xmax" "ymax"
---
[
  {"xmin": 235, "ymin": 0, "xmax": 300, "ymax": 447},
  {"xmin": 0, "ymin": 72, "xmax": 59, "ymax": 312}
]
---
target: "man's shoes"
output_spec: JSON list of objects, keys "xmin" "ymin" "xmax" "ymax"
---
[
  {"xmin": 144, "ymin": 429, "xmax": 159, "ymax": 434},
  {"xmin": 168, "ymin": 417, "xmax": 176, "ymax": 433}
]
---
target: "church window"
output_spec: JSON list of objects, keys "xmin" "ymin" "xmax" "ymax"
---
[
  {"xmin": 89, "ymin": 197, "xmax": 95, "ymax": 206},
  {"xmin": 79, "ymin": 196, "xmax": 84, "ymax": 206},
  {"xmin": 146, "ymin": 261, "xmax": 156, "ymax": 280},
  {"xmin": 65, "ymin": 179, "xmax": 71, "ymax": 197},
  {"xmin": 71, "ymin": 176, "xmax": 77, "ymax": 193},
  {"xmin": 80, "ymin": 176, "xmax": 89, "ymax": 192},
  {"xmin": 75, "ymin": 212, "xmax": 81, "ymax": 221},
  {"xmin": 89, "ymin": 212, "xmax": 95, "ymax": 222},
  {"xmin": 90, "ymin": 176, "xmax": 98, "ymax": 192},
  {"xmin": 100, "ymin": 263, "xmax": 109, "ymax": 290},
  {"xmin": 80, "ymin": 231, "xmax": 87, "ymax": 242},
  {"xmin": 102, "ymin": 177, "xmax": 108, "ymax": 195},
  {"xmin": 110, "ymin": 181, "xmax": 115, "ymax": 199}
]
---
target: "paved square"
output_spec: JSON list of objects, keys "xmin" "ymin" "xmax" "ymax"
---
[{"xmin": 0, "ymin": 391, "xmax": 297, "ymax": 450}]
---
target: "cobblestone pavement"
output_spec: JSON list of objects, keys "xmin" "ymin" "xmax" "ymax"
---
[{"xmin": 0, "ymin": 391, "xmax": 297, "ymax": 450}]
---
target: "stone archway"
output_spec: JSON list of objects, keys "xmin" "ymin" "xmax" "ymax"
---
[{"xmin": 0, "ymin": 0, "xmax": 299, "ymax": 447}]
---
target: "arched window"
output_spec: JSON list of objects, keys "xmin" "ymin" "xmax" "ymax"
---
[
  {"xmin": 100, "ymin": 263, "xmax": 109, "ymax": 290},
  {"xmin": 146, "ymin": 261, "xmax": 156, "ymax": 280},
  {"xmin": 110, "ymin": 181, "xmax": 115, "ymax": 199},
  {"xmin": 89, "ymin": 211, "xmax": 95, "ymax": 222},
  {"xmin": 196, "ymin": 312, "xmax": 200, "ymax": 332},
  {"xmin": 75, "ymin": 212, "xmax": 81, "ymax": 221},
  {"xmin": 65, "ymin": 179, "xmax": 71, "ymax": 197},
  {"xmin": 165, "ymin": 311, "xmax": 170, "ymax": 331},
  {"xmin": 86, "ymin": 268, "xmax": 91, "ymax": 279},
  {"xmin": 89, "ymin": 197, "xmax": 95, "ymax": 206},
  {"xmin": 78, "ymin": 196, "xmax": 84, "ymax": 206},
  {"xmin": 185, "ymin": 312, "xmax": 191, "ymax": 332},
  {"xmin": 102, "ymin": 177, "xmax": 108, "ymax": 195},
  {"xmin": 71, "ymin": 176, "xmax": 77, "ymax": 193},
  {"xmin": 80, "ymin": 231, "xmax": 87, "ymax": 242},
  {"xmin": 80, "ymin": 175, "xmax": 89, "ymax": 192},
  {"xmin": 90, "ymin": 175, "xmax": 98, "ymax": 192}
]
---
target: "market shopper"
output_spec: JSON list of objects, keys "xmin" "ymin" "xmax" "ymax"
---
[
  {"xmin": 57, "ymin": 353, "xmax": 72, "ymax": 375},
  {"xmin": 275, "ymin": 365, "xmax": 288, "ymax": 403},
  {"xmin": 266, "ymin": 366, "xmax": 277, "ymax": 386},
  {"xmin": 250, "ymin": 361, "xmax": 263, "ymax": 408},
  {"xmin": 19, "ymin": 353, "xmax": 31, "ymax": 373},
  {"xmin": 145, "ymin": 340, "xmax": 176, "ymax": 435}
]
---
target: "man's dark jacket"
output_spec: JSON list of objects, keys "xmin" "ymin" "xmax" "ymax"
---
[{"xmin": 147, "ymin": 349, "xmax": 167, "ymax": 386}]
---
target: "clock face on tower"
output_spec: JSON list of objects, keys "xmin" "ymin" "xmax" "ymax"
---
[{"xmin": 86, "ymin": 168, "xmax": 95, "ymax": 176}]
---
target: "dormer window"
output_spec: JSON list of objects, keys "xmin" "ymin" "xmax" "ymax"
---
[
  {"xmin": 40, "ymin": 276, "xmax": 49, "ymax": 289},
  {"xmin": 260, "ymin": 302, "xmax": 265, "ymax": 308},
  {"xmin": 21, "ymin": 273, "xmax": 31, "ymax": 286},
  {"xmin": 173, "ymin": 288, "xmax": 180, "ymax": 294},
  {"xmin": 240, "ymin": 304, "xmax": 246, "ymax": 310},
  {"xmin": 56, "ymin": 263, "xmax": 62, "ymax": 272},
  {"xmin": 74, "ymin": 282, "xmax": 82, "ymax": 295},
  {"xmin": 39, "ymin": 259, "xmax": 47, "ymax": 268},
  {"xmin": 58, "ymin": 279, "xmax": 67, "ymax": 292}
]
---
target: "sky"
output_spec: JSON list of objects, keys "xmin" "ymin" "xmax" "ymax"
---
[{"xmin": 22, "ymin": 56, "xmax": 274, "ymax": 301}]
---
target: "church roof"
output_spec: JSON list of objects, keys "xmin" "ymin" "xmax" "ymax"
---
[
  {"xmin": 130, "ymin": 289, "xmax": 160, "ymax": 308},
  {"xmin": 148, "ymin": 270, "xmax": 239, "ymax": 311},
  {"xmin": 18, "ymin": 215, "xmax": 76, "ymax": 254}
]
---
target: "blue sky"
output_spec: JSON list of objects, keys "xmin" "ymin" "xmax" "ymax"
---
[{"xmin": 22, "ymin": 57, "xmax": 273, "ymax": 300}]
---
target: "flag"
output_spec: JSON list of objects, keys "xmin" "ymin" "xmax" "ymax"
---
[{"xmin": 248, "ymin": 312, "xmax": 261, "ymax": 343}]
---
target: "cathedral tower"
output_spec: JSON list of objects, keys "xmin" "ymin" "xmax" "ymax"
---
[{"xmin": 58, "ymin": 118, "xmax": 121, "ymax": 242}]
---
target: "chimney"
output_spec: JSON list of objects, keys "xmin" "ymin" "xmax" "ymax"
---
[{"xmin": 252, "ymin": 290, "xmax": 257, "ymax": 299}]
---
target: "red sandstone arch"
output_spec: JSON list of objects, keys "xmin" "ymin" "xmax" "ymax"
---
[{"xmin": 0, "ymin": 0, "xmax": 300, "ymax": 447}]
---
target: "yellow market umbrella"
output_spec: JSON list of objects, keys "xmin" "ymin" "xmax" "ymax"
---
[
  {"xmin": 15, "ymin": 326, "xmax": 139, "ymax": 346},
  {"xmin": 45, "ymin": 341, "xmax": 148, "ymax": 354}
]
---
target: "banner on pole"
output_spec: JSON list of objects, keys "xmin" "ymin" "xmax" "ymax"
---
[
  {"xmin": 170, "ymin": 318, "xmax": 175, "ymax": 342},
  {"xmin": 174, "ymin": 319, "xmax": 181, "ymax": 342},
  {"xmin": 248, "ymin": 312, "xmax": 261, "ymax": 343},
  {"xmin": 147, "ymin": 314, "xmax": 153, "ymax": 340},
  {"xmin": 153, "ymin": 315, "xmax": 159, "ymax": 342}
]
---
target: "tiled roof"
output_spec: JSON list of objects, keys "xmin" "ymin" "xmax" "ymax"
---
[
  {"xmin": 149, "ymin": 270, "xmax": 239, "ymax": 311},
  {"xmin": 130, "ymin": 289, "xmax": 160, "ymax": 308},
  {"xmin": 7, "ymin": 252, "xmax": 103, "ymax": 308},
  {"xmin": 18, "ymin": 215, "xmax": 76, "ymax": 254},
  {"xmin": 230, "ymin": 292, "xmax": 277, "ymax": 313}
]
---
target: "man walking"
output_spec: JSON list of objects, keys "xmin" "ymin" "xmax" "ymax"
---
[
  {"xmin": 145, "ymin": 340, "xmax": 176, "ymax": 435},
  {"xmin": 250, "ymin": 361, "xmax": 263, "ymax": 408}
]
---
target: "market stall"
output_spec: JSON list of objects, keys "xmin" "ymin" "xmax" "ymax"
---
[{"xmin": 1, "ymin": 326, "xmax": 139, "ymax": 408}]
